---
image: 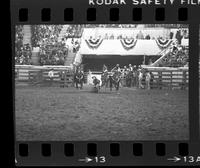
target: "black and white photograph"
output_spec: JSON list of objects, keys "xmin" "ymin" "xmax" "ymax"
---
[{"xmin": 15, "ymin": 24, "xmax": 189, "ymax": 141}]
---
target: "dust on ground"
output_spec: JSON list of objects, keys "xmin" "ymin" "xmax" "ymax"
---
[{"xmin": 15, "ymin": 85, "xmax": 189, "ymax": 141}]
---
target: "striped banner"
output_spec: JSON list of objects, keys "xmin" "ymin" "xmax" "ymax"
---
[
  {"xmin": 155, "ymin": 39, "xmax": 173, "ymax": 49},
  {"xmin": 85, "ymin": 38, "xmax": 103, "ymax": 49},
  {"xmin": 120, "ymin": 38, "xmax": 138, "ymax": 50}
]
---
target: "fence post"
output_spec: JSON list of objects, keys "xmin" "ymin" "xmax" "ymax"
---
[
  {"xmin": 170, "ymin": 71, "xmax": 172, "ymax": 90},
  {"xmin": 63, "ymin": 70, "xmax": 65, "ymax": 87},
  {"xmin": 28, "ymin": 70, "xmax": 31, "ymax": 85},
  {"xmin": 16, "ymin": 68, "xmax": 19, "ymax": 83},
  {"xmin": 158, "ymin": 71, "xmax": 162, "ymax": 89}
]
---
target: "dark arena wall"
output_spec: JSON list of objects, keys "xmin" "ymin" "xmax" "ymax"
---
[{"xmin": 82, "ymin": 55, "xmax": 159, "ymax": 72}]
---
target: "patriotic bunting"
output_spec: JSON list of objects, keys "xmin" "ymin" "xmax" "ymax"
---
[
  {"xmin": 85, "ymin": 38, "xmax": 178, "ymax": 51},
  {"xmin": 155, "ymin": 39, "xmax": 173, "ymax": 49},
  {"xmin": 85, "ymin": 38, "xmax": 103, "ymax": 49},
  {"xmin": 120, "ymin": 38, "xmax": 138, "ymax": 50}
]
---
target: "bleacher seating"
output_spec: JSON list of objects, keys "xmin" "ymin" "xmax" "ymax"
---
[
  {"xmin": 15, "ymin": 26, "xmax": 32, "ymax": 65},
  {"xmin": 15, "ymin": 25, "xmax": 189, "ymax": 67},
  {"xmin": 39, "ymin": 42, "xmax": 68, "ymax": 65},
  {"xmin": 157, "ymin": 46, "xmax": 189, "ymax": 67}
]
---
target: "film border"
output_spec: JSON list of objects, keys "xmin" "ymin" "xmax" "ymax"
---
[{"xmin": 10, "ymin": 0, "xmax": 200, "ymax": 166}]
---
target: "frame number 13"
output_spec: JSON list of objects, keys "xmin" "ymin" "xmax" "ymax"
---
[{"xmin": 94, "ymin": 156, "xmax": 106, "ymax": 163}]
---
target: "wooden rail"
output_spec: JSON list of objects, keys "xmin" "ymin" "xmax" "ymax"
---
[
  {"xmin": 15, "ymin": 65, "xmax": 190, "ymax": 90},
  {"xmin": 141, "ymin": 70, "xmax": 189, "ymax": 90},
  {"xmin": 15, "ymin": 65, "xmax": 74, "ymax": 87}
]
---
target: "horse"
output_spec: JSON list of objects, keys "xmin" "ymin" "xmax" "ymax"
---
[
  {"xmin": 101, "ymin": 71, "xmax": 122, "ymax": 91},
  {"xmin": 109, "ymin": 71, "xmax": 122, "ymax": 91},
  {"xmin": 74, "ymin": 71, "xmax": 84, "ymax": 89},
  {"xmin": 101, "ymin": 71, "xmax": 110, "ymax": 91},
  {"xmin": 125, "ymin": 70, "xmax": 134, "ymax": 87}
]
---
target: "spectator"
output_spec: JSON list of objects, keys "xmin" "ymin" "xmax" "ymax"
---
[
  {"xmin": 136, "ymin": 31, "xmax": 144, "ymax": 39},
  {"xmin": 169, "ymin": 31, "xmax": 174, "ymax": 39},
  {"xmin": 175, "ymin": 29, "xmax": 183, "ymax": 44},
  {"xmin": 145, "ymin": 34, "xmax": 151, "ymax": 40}
]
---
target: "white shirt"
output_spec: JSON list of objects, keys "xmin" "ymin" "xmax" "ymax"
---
[
  {"xmin": 117, "ymin": 67, "xmax": 121, "ymax": 72},
  {"xmin": 129, "ymin": 67, "xmax": 133, "ymax": 71},
  {"xmin": 139, "ymin": 72, "xmax": 143, "ymax": 80},
  {"xmin": 146, "ymin": 73, "xmax": 151, "ymax": 81},
  {"xmin": 48, "ymin": 70, "xmax": 54, "ymax": 78}
]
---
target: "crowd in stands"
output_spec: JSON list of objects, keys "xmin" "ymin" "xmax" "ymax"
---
[
  {"xmin": 30, "ymin": 25, "xmax": 69, "ymax": 65},
  {"xmin": 31, "ymin": 25, "xmax": 63, "ymax": 47},
  {"xmin": 70, "ymin": 38, "xmax": 81, "ymax": 53},
  {"xmin": 15, "ymin": 26, "xmax": 32, "ymax": 65},
  {"xmin": 87, "ymin": 29, "xmax": 188, "ymax": 41},
  {"xmin": 15, "ymin": 25, "xmax": 189, "ymax": 66},
  {"xmin": 158, "ymin": 46, "xmax": 189, "ymax": 67},
  {"xmin": 83, "ymin": 24, "xmax": 137, "ymax": 28},
  {"xmin": 39, "ymin": 42, "xmax": 68, "ymax": 65},
  {"xmin": 33, "ymin": 25, "xmax": 82, "ymax": 65},
  {"xmin": 15, "ymin": 43, "xmax": 32, "ymax": 65},
  {"xmin": 83, "ymin": 24, "xmax": 187, "ymax": 29},
  {"xmin": 63, "ymin": 25, "xmax": 83, "ymax": 38},
  {"xmin": 145, "ymin": 24, "xmax": 188, "ymax": 28},
  {"xmin": 15, "ymin": 26, "xmax": 24, "ymax": 47}
]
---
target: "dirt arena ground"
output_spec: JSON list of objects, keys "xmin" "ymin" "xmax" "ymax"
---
[{"xmin": 15, "ymin": 85, "xmax": 189, "ymax": 141}]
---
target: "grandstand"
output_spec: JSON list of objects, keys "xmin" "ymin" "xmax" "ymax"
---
[{"xmin": 15, "ymin": 24, "xmax": 189, "ymax": 70}]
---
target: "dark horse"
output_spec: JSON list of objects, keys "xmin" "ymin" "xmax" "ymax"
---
[
  {"xmin": 101, "ymin": 71, "xmax": 121, "ymax": 91},
  {"xmin": 126, "ymin": 70, "xmax": 134, "ymax": 87},
  {"xmin": 74, "ymin": 71, "xmax": 84, "ymax": 89}
]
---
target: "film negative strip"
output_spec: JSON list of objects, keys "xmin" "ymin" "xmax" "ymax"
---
[{"xmin": 11, "ymin": 0, "xmax": 200, "ymax": 166}]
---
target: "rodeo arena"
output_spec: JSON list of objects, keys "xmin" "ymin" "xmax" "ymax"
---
[{"xmin": 15, "ymin": 24, "xmax": 190, "ymax": 141}]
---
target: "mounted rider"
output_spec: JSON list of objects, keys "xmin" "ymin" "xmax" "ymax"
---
[
  {"xmin": 110, "ymin": 64, "xmax": 122, "ymax": 90},
  {"xmin": 102, "ymin": 64, "xmax": 108, "ymax": 77},
  {"xmin": 111, "ymin": 64, "xmax": 121, "ymax": 75},
  {"xmin": 122, "ymin": 66, "xmax": 128, "ymax": 87},
  {"xmin": 126, "ymin": 64, "xmax": 133, "ymax": 87},
  {"xmin": 74, "ymin": 68, "xmax": 84, "ymax": 89},
  {"xmin": 102, "ymin": 64, "xmax": 108, "ymax": 73},
  {"xmin": 101, "ymin": 64, "xmax": 109, "ymax": 88}
]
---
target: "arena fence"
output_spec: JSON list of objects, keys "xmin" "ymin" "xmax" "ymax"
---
[
  {"xmin": 15, "ymin": 65, "xmax": 74, "ymax": 87},
  {"xmin": 142, "ymin": 66, "xmax": 189, "ymax": 90},
  {"xmin": 15, "ymin": 65, "xmax": 189, "ymax": 90}
]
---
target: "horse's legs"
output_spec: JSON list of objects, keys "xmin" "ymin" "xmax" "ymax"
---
[
  {"xmin": 80, "ymin": 80, "xmax": 83, "ymax": 89},
  {"xmin": 101, "ymin": 81, "xmax": 106, "ymax": 92},
  {"xmin": 110, "ymin": 79, "xmax": 112, "ymax": 91},
  {"xmin": 116, "ymin": 81, "xmax": 120, "ymax": 91}
]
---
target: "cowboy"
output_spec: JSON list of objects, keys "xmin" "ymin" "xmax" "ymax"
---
[
  {"xmin": 92, "ymin": 76, "xmax": 100, "ymax": 87},
  {"xmin": 48, "ymin": 69, "xmax": 54, "ymax": 86},
  {"xmin": 132, "ymin": 65, "xmax": 137, "ymax": 87},
  {"xmin": 102, "ymin": 64, "xmax": 108, "ymax": 73},
  {"xmin": 122, "ymin": 66, "xmax": 128, "ymax": 87},
  {"xmin": 127, "ymin": 64, "xmax": 134, "ymax": 87},
  {"xmin": 128, "ymin": 64, "xmax": 133, "ymax": 72},
  {"xmin": 138, "ymin": 69, "xmax": 144, "ymax": 89},
  {"xmin": 111, "ymin": 64, "xmax": 121, "ymax": 72},
  {"xmin": 92, "ymin": 76, "xmax": 101, "ymax": 93},
  {"xmin": 145, "ymin": 70, "xmax": 151, "ymax": 90},
  {"xmin": 74, "ymin": 69, "xmax": 84, "ymax": 89}
]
